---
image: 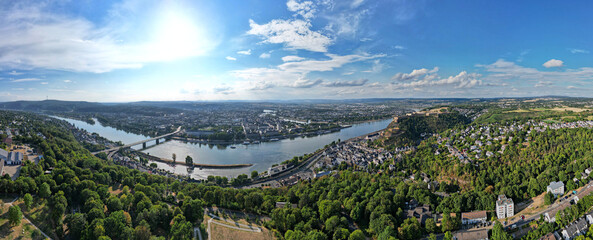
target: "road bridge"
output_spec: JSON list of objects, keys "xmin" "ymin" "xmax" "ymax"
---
[{"xmin": 92, "ymin": 126, "xmax": 182, "ymax": 155}]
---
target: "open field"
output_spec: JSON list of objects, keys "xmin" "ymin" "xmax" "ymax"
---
[
  {"xmin": 0, "ymin": 197, "xmax": 46, "ymax": 240},
  {"xmin": 208, "ymin": 221, "xmax": 273, "ymax": 240},
  {"xmin": 203, "ymin": 208, "xmax": 273, "ymax": 240}
]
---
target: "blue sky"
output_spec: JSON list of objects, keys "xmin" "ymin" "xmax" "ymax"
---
[{"xmin": 1, "ymin": 0, "xmax": 593, "ymax": 102}]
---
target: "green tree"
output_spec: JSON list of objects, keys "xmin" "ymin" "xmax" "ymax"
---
[
  {"xmin": 348, "ymin": 230, "xmax": 365, "ymax": 240},
  {"xmin": 170, "ymin": 214, "xmax": 192, "ymax": 240},
  {"xmin": 444, "ymin": 231, "xmax": 453, "ymax": 240},
  {"xmin": 23, "ymin": 193, "xmax": 33, "ymax": 210},
  {"xmin": 182, "ymin": 198, "xmax": 204, "ymax": 223},
  {"xmin": 106, "ymin": 197, "xmax": 123, "ymax": 212},
  {"xmin": 333, "ymin": 228, "xmax": 350, "ymax": 240},
  {"xmin": 425, "ymin": 218, "xmax": 438, "ymax": 233},
  {"xmin": 65, "ymin": 213, "xmax": 87, "ymax": 239},
  {"xmin": 133, "ymin": 224, "xmax": 151, "ymax": 240},
  {"xmin": 319, "ymin": 200, "xmax": 341, "ymax": 221},
  {"xmin": 39, "ymin": 182, "xmax": 51, "ymax": 199},
  {"xmin": 251, "ymin": 170, "xmax": 259, "ymax": 179},
  {"xmin": 544, "ymin": 191, "xmax": 555, "ymax": 205},
  {"xmin": 307, "ymin": 230, "xmax": 328, "ymax": 240},
  {"xmin": 285, "ymin": 230, "xmax": 306, "ymax": 240},
  {"xmin": 104, "ymin": 210, "xmax": 133, "ymax": 240},
  {"xmin": 50, "ymin": 190, "xmax": 67, "ymax": 225},
  {"xmin": 491, "ymin": 221, "xmax": 512, "ymax": 240},
  {"xmin": 185, "ymin": 156, "xmax": 193, "ymax": 165},
  {"xmin": 8, "ymin": 205, "xmax": 22, "ymax": 226}
]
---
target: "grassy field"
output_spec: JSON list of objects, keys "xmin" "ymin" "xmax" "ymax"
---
[
  {"xmin": 0, "ymin": 196, "xmax": 46, "ymax": 240},
  {"xmin": 203, "ymin": 209, "xmax": 274, "ymax": 240}
]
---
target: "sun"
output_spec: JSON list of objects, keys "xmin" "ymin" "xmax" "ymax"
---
[{"xmin": 151, "ymin": 9, "xmax": 208, "ymax": 61}]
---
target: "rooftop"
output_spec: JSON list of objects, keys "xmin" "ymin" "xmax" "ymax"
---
[
  {"xmin": 461, "ymin": 210, "xmax": 487, "ymax": 220},
  {"xmin": 548, "ymin": 181, "xmax": 564, "ymax": 189}
]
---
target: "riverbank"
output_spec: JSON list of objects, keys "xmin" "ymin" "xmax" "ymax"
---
[{"xmin": 176, "ymin": 126, "xmax": 350, "ymax": 145}]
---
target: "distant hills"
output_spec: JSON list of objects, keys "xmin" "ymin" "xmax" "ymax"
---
[{"xmin": 0, "ymin": 96, "xmax": 579, "ymax": 113}]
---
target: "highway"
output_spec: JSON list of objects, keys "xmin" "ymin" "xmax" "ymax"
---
[{"xmin": 92, "ymin": 126, "xmax": 182, "ymax": 155}]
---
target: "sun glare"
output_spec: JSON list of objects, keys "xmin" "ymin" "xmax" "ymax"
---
[{"xmin": 152, "ymin": 10, "xmax": 207, "ymax": 60}]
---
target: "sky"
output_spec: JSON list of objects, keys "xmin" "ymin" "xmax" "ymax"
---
[{"xmin": 1, "ymin": 0, "xmax": 593, "ymax": 102}]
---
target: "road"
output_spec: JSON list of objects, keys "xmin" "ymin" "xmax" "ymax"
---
[
  {"xmin": 508, "ymin": 180, "xmax": 593, "ymax": 238},
  {"xmin": 242, "ymin": 150, "xmax": 324, "ymax": 188},
  {"xmin": 92, "ymin": 126, "xmax": 182, "ymax": 154}
]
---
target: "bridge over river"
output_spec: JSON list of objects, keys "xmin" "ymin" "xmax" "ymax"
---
[{"xmin": 91, "ymin": 126, "xmax": 251, "ymax": 169}]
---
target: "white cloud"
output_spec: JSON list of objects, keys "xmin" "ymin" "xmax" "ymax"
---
[
  {"xmin": 360, "ymin": 38, "xmax": 372, "ymax": 42},
  {"xmin": 226, "ymin": 56, "xmax": 237, "ymax": 61},
  {"xmin": 391, "ymin": 67, "xmax": 438, "ymax": 81},
  {"xmin": 478, "ymin": 59, "xmax": 593, "ymax": 83},
  {"xmin": 325, "ymin": 9, "xmax": 369, "ymax": 37},
  {"xmin": 393, "ymin": 45, "xmax": 406, "ymax": 50},
  {"xmin": 535, "ymin": 81, "xmax": 553, "ymax": 87},
  {"xmin": 282, "ymin": 55, "xmax": 305, "ymax": 62},
  {"xmin": 232, "ymin": 53, "xmax": 383, "ymax": 89},
  {"xmin": 290, "ymin": 79, "xmax": 322, "ymax": 88},
  {"xmin": 543, "ymin": 59, "xmax": 564, "ymax": 68},
  {"xmin": 286, "ymin": 0, "xmax": 316, "ymax": 19},
  {"xmin": 569, "ymin": 48, "xmax": 589, "ymax": 54},
  {"xmin": 323, "ymin": 79, "xmax": 368, "ymax": 87},
  {"xmin": 7, "ymin": 70, "xmax": 23, "ymax": 75},
  {"xmin": 11, "ymin": 78, "xmax": 42, "ymax": 82},
  {"xmin": 237, "ymin": 49, "xmax": 251, "ymax": 55},
  {"xmin": 259, "ymin": 53, "xmax": 271, "ymax": 59},
  {"xmin": 362, "ymin": 59, "xmax": 384, "ymax": 73},
  {"xmin": 40, "ymin": 82, "xmax": 48, "ymax": 85},
  {"xmin": 63, "ymin": 79, "xmax": 72, "ymax": 83},
  {"xmin": 351, "ymin": 0, "xmax": 365, "ymax": 8},
  {"xmin": 247, "ymin": 19, "xmax": 332, "ymax": 52},
  {"xmin": 392, "ymin": 71, "xmax": 482, "ymax": 89}
]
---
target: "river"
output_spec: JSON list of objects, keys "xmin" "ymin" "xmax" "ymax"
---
[{"xmin": 55, "ymin": 116, "xmax": 392, "ymax": 179}]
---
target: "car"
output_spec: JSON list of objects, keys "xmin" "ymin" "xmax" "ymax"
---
[{"xmin": 521, "ymin": 215, "xmax": 525, "ymax": 220}]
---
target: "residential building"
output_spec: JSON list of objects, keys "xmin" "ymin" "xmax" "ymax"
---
[
  {"xmin": 0, "ymin": 149, "xmax": 7, "ymax": 162},
  {"xmin": 267, "ymin": 164, "xmax": 293, "ymax": 177},
  {"xmin": 406, "ymin": 205, "xmax": 431, "ymax": 225},
  {"xmin": 547, "ymin": 181, "xmax": 565, "ymax": 197},
  {"xmin": 496, "ymin": 195, "xmax": 514, "ymax": 219},
  {"xmin": 454, "ymin": 229, "xmax": 489, "ymax": 240},
  {"xmin": 539, "ymin": 233, "xmax": 557, "ymax": 240},
  {"xmin": 6, "ymin": 152, "xmax": 22, "ymax": 165},
  {"xmin": 314, "ymin": 171, "xmax": 332, "ymax": 178},
  {"xmin": 561, "ymin": 218, "xmax": 588, "ymax": 240},
  {"xmin": 461, "ymin": 210, "xmax": 487, "ymax": 225}
]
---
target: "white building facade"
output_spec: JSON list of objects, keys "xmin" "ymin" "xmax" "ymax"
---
[{"xmin": 496, "ymin": 195, "xmax": 514, "ymax": 219}]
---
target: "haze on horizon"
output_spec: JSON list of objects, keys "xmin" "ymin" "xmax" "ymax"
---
[{"xmin": 1, "ymin": 0, "xmax": 593, "ymax": 102}]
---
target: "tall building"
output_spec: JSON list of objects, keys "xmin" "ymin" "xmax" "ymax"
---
[{"xmin": 496, "ymin": 195, "xmax": 514, "ymax": 219}]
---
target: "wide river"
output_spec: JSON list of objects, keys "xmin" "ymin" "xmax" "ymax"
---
[{"xmin": 56, "ymin": 116, "xmax": 392, "ymax": 179}]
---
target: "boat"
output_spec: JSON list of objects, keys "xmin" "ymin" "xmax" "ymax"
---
[
  {"xmin": 243, "ymin": 141, "xmax": 250, "ymax": 145},
  {"xmin": 270, "ymin": 138, "xmax": 279, "ymax": 142},
  {"xmin": 230, "ymin": 146, "xmax": 236, "ymax": 149},
  {"xmin": 253, "ymin": 140, "xmax": 260, "ymax": 144}
]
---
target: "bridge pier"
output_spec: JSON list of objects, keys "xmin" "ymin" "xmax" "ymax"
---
[
  {"xmin": 156, "ymin": 139, "xmax": 160, "ymax": 144},
  {"xmin": 142, "ymin": 142, "xmax": 146, "ymax": 149}
]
